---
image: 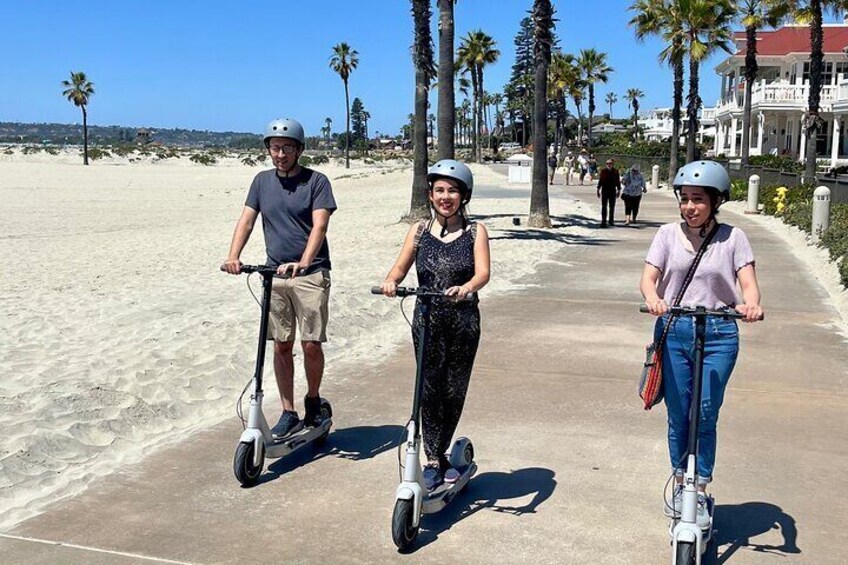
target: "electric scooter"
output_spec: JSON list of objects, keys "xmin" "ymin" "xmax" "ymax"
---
[
  {"xmin": 640, "ymin": 304, "xmax": 759, "ymax": 565},
  {"xmin": 226, "ymin": 264, "xmax": 333, "ymax": 487},
  {"xmin": 372, "ymin": 286, "xmax": 477, "ymax": 551}
]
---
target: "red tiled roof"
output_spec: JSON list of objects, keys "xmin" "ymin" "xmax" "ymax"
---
[{"xmin": 733, "ymin": 25, "xmax": 848, "ymax": 56}]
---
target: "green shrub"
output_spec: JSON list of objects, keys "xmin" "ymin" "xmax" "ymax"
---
[
  {"xmin": 22, "ymin": 145, "xmax": 42, "ymax": 154},
  {"xmin": 112, "ymin": 145, "xmax": 136, "ymax": 157},
  {"xmin": 839, "ymin": 255, "xmax": 848, "ymax": 287},
  {"xmin": 730, "ymin": 178, "xmax": 747, "ymax": 201},
  {"xmin": 748, "ymin": 154, "xmax": 803, "ymax": 173},
  {"xmin": 782, "ymin": 200, "xmax": 813, "ymax": 233},
  {"xmin": 241, "ymin": 156, "xmax": 257, "ymax": 166},
  {"xmin": 3, "ymin": 148, "xmax": 12, "ymax": 155},
  {"xmin": 819, "ymin": 203, "xmax": 848, "ymax": 261},
  {"xmin": 312, "ymin": 154, "xmax": 329, "ymax": 165},
  {"xmin": 45, "ymin": 147, "xmax": 59, "ymax": 155},
  {"xmin": 299, "ymin": 155, "xmax": 313, "ymax": 166},
  {"xmin": 86, "ymin": 147, "xmax": 111, "ymax": 160},
  {"xmin": 190, "ymin": 153, "xmax": 217, "ymax": 165}
]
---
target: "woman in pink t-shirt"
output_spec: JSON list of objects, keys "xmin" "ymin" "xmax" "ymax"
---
[{"xmin": 639, "ymin": 161, "xmax": 763, "ymax": 527}]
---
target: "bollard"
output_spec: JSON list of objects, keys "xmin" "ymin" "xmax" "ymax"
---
[
  {"xmin": 746, "ymin": 174, "xmax": 760, "ymax": 214},
  {"xmin": 651, "ymin": 165, "xmax": 660, "ymax": 190},
  {"xmin": 812, "ymin": 186, "xmax": 831, "ymax": 244}
]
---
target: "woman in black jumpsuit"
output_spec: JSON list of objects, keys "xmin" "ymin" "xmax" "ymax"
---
[{"xmin": 380, "ymin": 159, "xmax": 491, "ymax": 491}]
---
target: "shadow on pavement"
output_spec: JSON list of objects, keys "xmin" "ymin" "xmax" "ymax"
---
[
  {"xmin": 712, "ymin": 501, "xmax": 801, "ymax": 563},
  {"xmin": 408, "ymin": 467, "xmax": 557, "ymax": 552},
  {"xmin": 256, "ymin": 424, "xmax": 405, "ymax": 484}
]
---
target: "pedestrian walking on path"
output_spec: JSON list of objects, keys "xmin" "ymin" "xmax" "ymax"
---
[
  {"xmin": 596, "ymin": 158, "xmax": 621, "ymax": 227},
  {"xmin": 380, "ymin": 159, "xmax": 491, "ymax": 492},
  {"xmin": 621, "ymin": 163, "xmax": 647, "ymax": 225},
  {"xmin": 548, "ymin": 152, "xmax": 558, "ymax": 185},
  {"xmin": 639, "ymin": 160, "xmax": 764, "ymax": 526}
]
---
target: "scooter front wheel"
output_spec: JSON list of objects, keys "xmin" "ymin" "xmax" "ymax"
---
[
  {"xmin": 233, "ymin": 441, "xmax": 264, "ymax": 487},
  {"xmin": 674, "ymin": 541, "xmax": 695, "ymax": 565},
  {"xmin": 391, "ymin": 498, "xmax": 419, "ymax": 551}
]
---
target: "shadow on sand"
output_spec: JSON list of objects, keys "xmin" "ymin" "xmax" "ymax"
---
[
  {"xmin": 250, "ymin": 424, "xmax": 405, "ymax": 485},
  {"xmin": 710, "ymin": 501, "xmax": 801, "ymax": 563},
  {"xmin": 402, "ymin": 467, "xmax": 557, "ymax": 553}
]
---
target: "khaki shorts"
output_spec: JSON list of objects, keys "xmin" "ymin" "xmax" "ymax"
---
[{"xmin": 268, "ymin": 270, "xmax": 331, "ymax": 342}]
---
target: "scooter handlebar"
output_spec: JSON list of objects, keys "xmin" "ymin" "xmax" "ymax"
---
[
  {"xmin": 639, "ymin": 304, "xmax": 763, "ymax": 320},
  {"xmin": 221, "ymin": 264, "xmax": 303, "ymax": 277},
  {"xmin": 371, "ymin": 286, "xmax": 477, "ymax": 301}
]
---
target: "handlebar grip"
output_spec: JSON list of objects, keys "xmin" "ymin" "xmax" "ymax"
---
[
  {"xmin": 639, "ymin": 305, "xmax": 649, "ymax": 313},
  {"xmin": 371, "ymin": 286, "xmax": 383, "ymax": 295}
]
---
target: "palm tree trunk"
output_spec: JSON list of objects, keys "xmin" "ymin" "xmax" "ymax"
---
[
  {"xmin": 82, "ymin": 106, "xmax": 89, "ymax": 166},
  {"xmin": 470, "ymin": 72, "xmax": 479, "ymax": 162},
  {"xmin": 529, "ymin": 44, "xmax": 551, "ymax": 227},
  {"xmin": 686, "ymin": 54, "xmax": 701, "ymax": 163},
  {"xmin": 669, "ymin": 56, "xmax": 683, "ymax": 186},
  {"xmin": 344, "ymin": 80, "xmax": 351, "ymax": 168},
  {"xmin": 437, "ymin": 0, "xmax": 455, "ymax": 160},
  {"xmin": 476, "ymin": 65, "xmax": 484, "ymax": 162},
  {"xmin": 588, "ymin": 84, "xmax": 595, "ymax": 147},
  {"xmin": 409, "ymin": 67, "xmax": 431, "ymax": 220},
  {"xmin": 805, "ymin": 0, "xmax": 824, "ymax": 183},
  {"xmin": 741, "ymin": 24, "xmax": 758, "ymax": 167}
]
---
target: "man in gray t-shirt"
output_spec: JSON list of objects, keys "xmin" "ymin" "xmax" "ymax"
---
[{"xmin": 222, "ymin": 118, "xmax": 337, "ymax": 439}]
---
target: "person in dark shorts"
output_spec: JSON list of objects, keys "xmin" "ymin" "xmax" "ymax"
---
[
  {"xmin": 222, "ymin": 117, "xmax": 337, "ymax": 439},
  {"xmin": 380, "ymin": 159, "xmax": 491, "ymax": 491}
]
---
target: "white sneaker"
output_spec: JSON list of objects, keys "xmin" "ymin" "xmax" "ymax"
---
[
  {"xmin": 664, "ymin": 485, "xmax": 684, "ymax": 517},
  {"xmin": 696, "ymin": 494, "xmax": 712, "ymax": 529}
]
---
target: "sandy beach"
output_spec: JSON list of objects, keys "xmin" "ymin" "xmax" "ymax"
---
[{"xmin": 0, "ymin": 149, "xmax": 595, "ymax": 530}]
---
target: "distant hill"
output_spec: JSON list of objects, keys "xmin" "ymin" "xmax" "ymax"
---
[{"xmin": 0, "ymin": 122, "xmax": 262, "ymax": 149}]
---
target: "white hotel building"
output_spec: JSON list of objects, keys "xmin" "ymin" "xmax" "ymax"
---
[{"xmin": 713, "ymin": 23, "xmax": 848, "ymax": 167}]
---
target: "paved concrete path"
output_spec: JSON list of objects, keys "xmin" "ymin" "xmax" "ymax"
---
[{"xmin": 4, "ymin": 172, "xmax": 847, "ymax": 564}]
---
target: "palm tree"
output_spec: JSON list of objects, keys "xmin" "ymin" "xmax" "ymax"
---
[
  {"xmin": 529, "ymin": 0, "xmax": 555, "ymax": 228},
  {"xmin": 329, "ymin": 42, "xmax": 359, "ymax": 169},
  {"xmin": 737, "ymin": 1, "xmax": 774, "ymax": 166},
  {"xmin": 551, "ymin": 53, "xmax": 586, "ymax": 145},
  {"xmin": 630, "ymin": 0, "xmax": 686, "ymax": 183},
  {"xmin": 437, "ymin": 0, "xmax": 455, "ymax": 159},
  {"xmin": 491, "ymin": 92, "xmax": 504, "ymax": 136},
  {"xmin": 766, "ymin": 1, "xmax": 848, "ymax": 180},
  {"xmin": 680, "ymin": 0, "xmax": 735, "ymax": 162},
  {"xmin": 409, "ymin": 0, "xmax": 437, "ymax": 220},
  {"xmin": 61, "ymin": 71, "xmax": 95, "ymax": 165},
  {"xmin": 605, "ymin": 92, "xmax": 618, "ymax": 119},
  {"xmin": 324, "ymin": 117, "xmax": 333, "ymax": 147},
  {"xmin": 457, "ymin": 30, "xmax": 500, "ymax": 162},
  {"xmin": 625, "ymin": 88, "xmax": 645, "ymax": 141},
  {"xmin": 578, "ymin": 48, "xmax": 614, "ymax": 147}
]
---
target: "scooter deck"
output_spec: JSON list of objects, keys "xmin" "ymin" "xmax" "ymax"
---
[
  {"xmin": 265, "ymin": 419, "xmax": 332, "ymax": 457},
  {"xmin": 423, "ymin": 463, "xmax": 477, "ymax": 513}
]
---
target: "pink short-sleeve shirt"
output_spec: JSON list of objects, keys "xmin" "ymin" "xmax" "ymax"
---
[{"xmin": 645, "ymin": 222, "xmax": 755, "ymax": 309}]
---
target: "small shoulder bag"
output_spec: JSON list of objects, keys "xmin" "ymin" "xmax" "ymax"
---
[{"xmin": 639, "ymin": 223, "xmax": 720, "ymax": 410}]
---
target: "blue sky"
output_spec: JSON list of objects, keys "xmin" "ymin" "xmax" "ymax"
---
[{"xmin": 4, "ymin": 1, "xmax": 747, "ymax": 137}]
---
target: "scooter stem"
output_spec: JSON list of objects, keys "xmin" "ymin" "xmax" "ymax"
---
[
  {"xmin": 409, "ymin": 298, "xmax": 431, "ymax": 426},
  {"xmin": 252, "ymin": 271, "xmax": 275, "ymax": 396}
]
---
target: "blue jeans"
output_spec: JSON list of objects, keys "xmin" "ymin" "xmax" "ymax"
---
[{"xmin": 654, "ymin": 314, "xmax": 739, "ymax": 484}]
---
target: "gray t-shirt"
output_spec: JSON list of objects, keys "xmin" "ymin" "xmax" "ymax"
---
[
  {"xmin": 645, "ymin": 222, "xmax": 755, "ymax": 309},
  {"xmin": 245, "ymin": 167, "xmax": 337, "ymax": 273}
]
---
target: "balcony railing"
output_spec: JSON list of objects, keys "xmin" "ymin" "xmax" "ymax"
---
[{"xmin": 717, "ymin": 81, "xmax": 843, "ymax": 114}]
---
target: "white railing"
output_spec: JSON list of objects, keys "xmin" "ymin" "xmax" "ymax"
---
[
  {"xmin": 750, "ymin": 82, "xmax": 838, "ymax": 106},
  {"xmin": 701, "ymin": 107, "xmax": 716, "ymax": 121}
]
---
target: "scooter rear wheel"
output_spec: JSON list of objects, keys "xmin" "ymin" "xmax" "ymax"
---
[
  {"xmin": 391, "ymin": 498, "xmax": 418, "ymax": 551},
  {"xmin": 314, "ymin": 402, "xmax": 333, "ymax": 446},
  {"xmin": 233, "ymin": 441, "xmax": 264, "ymax": 487},
  {"xmin": 674, "ymin": 541, "xmax": 695, "ymax": 565}
]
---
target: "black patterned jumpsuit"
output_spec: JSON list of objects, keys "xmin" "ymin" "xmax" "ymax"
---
[{"xmin": 413, "ymin": 222, "xmax": 481, "ymax": 468}]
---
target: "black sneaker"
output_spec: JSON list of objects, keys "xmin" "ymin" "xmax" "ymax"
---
[
  {"xmin": 303, "ymin": 395, "xmax": 323, "ymax": 428},
  {"xmin": 423, "ymin": 465, "xmax": 443, "ymax": 491},
  {"xmin": 271, "ymin": 410, "xmax": 302, "ymax": 439}
]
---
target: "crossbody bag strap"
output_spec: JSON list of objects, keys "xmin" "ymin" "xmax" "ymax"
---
[{"xmin": 658, "ymin": 222, "xmax": 721, "ymax": 343}]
